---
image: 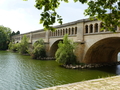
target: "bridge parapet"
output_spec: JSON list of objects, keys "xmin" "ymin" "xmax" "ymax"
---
[
  {"xmin": 49, "ymin": 27, "xmax": 77, "ymax": 37},
  {"xmin": 84, "ymin": 21, "xmax": 120, "ymax": 35}
]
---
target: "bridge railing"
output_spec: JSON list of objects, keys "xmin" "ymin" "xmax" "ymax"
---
[
  {"xmin": 49, "ymin": 27, "xmax": 77, "ymax": 37},
  {"xmin": 84, "ymin": 22, "xmax": 120, "ymax": 35}
]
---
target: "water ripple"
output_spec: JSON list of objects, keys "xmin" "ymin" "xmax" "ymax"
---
[{"xmin": 0, "ymin": 51, "xmax": 118, "ymax": 90}]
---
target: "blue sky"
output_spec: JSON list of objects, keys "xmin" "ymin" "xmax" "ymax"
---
[{"xmin": 0, "ymin": 0, "xmax": 88, "ymax": 34}]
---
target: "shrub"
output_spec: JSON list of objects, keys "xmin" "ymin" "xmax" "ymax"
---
[
  {"xmin": 9, "ymin": 42, "xmax": 19, "ymax": 52},
  {"xmin": 29, "ymin": 39, "xmax": 46, "ymax": 59},
  {"xmin": 33, "ymin": 38, "xmax": 44, "ymax": 47},
  {"xmin": 18, "ymin": 35, "xmax": 29, "ymax": 54},
  {"xmin": 55, "ymin": 34, "xmax": 76, "ymax": 65},
  {"xmin": 32, "ymin": 44, "xmax": 46, "ymax": 59}
]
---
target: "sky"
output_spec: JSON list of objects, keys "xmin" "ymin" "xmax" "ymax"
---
[{"xmin": 0, "ymin": 0, "xmax": 88, "ymax": 34}]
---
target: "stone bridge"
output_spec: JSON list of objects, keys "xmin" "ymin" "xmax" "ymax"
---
[{"xmin": 12, "ymin": 18, "xmax": 120, "ymax": 64}]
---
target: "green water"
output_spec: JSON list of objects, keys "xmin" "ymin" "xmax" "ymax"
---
[{"xmin": 0, "ymin": 51, "xmax": 119, "ymax": 90}]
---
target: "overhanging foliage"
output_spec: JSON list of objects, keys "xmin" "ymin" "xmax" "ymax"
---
[{"xmin": 24, "ymin": 0, "xmax": 120, "ymax": 32}]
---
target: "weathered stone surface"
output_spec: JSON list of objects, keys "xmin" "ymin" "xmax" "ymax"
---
[{"xmin": 12, "ymin": 18, "xmax": 120, "ymax": 64}]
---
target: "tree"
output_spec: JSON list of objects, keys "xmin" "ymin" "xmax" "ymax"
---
[
  {"xmin": 33, "ymin": 38, "xmax": 44, "ymax": 47},
  {"xmin": 29, "ymin": 39, "xmax": 46, "ymax": 59},
  {"xmin": 16, "ymin": 30, "xmax": 20, "ymax": 35},
  {"xmin": 9, "ymin": 42, "xmax": 19, "ymax": 52},
  {"xmin": 10, "ymin": 31, "xmax": 20, "ymax": 37},
  {"xmin": 18, "ymin": 35, "xmax": 29, "ymax": 54},
  {"xmin": 55, "ymin": 34, "xmax": 76, "ymax": 65},
  {"xmin": 84, "ymin": 0, "xmax": 120, "ymax": 32},
  {"xmin": 24, "ymin": 0, "xmax": 120, "ymax": 32},
  {"xmin": 0, "ymin": 25, "xmax": 11, "ymax": 50},
  {"xmin": 11, "ymin": 31, "xmax": 15, "ymax": 36}
]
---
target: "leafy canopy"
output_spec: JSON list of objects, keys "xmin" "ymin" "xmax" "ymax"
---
[
  {"xmin": 10, "ymin": 31, "xmax": 20, "ymax": 37},
  {"xmin": 0, "ymin": 25, "xmax": 11, "ymax": 50},
  {"xmin": 24, "ymin": 0, "xmax": 120, "ymax": 32}
]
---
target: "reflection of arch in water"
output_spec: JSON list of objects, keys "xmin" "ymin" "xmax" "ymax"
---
[
  {"xmin": 49, "ymin": 39, "xmax": 63, "ymax": 57},
  {"xmin": 84, "ymin": 37, "xmax": 120, "ymax": 63}
]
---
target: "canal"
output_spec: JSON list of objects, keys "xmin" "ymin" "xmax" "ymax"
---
[{"xmin": 0, "ymin": 51, "xmax": 120, "ymax": 90}]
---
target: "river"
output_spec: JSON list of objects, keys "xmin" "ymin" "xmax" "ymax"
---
[{"xmin": 0, "ymin": 51, "xmax": 120, "ymax": 90}]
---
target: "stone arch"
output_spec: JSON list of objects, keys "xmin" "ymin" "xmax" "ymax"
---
[
  {"xmin": 68, "ymin": 28, "xmax": 70, "ymax": 35},
  {"xmin": 89, "ymin": 24, "xmax": 93, "ymax": 33},
  {"xmin": 63, "ymin": 29, "xmax": 65, "ymax": 36},
  {"xmin": 53, "ymin": 31, "xmax": 55, "ymax": 36},
  {"xmin": 100, "ymin": 22, "xmax": 104, "ymax": 32},
  {"xmin": 60, "ymin": 29, "xmax": 62, "ymax": 36},
  {"xmin": 85, "ymin": 25, "xmax": 88, "ymax": 33},
  {"xmin": 32, "ymin": 40, "xmax": 39, "ymax": 45},
  {"xmin": 56, "ymin": 30, "xmax": 58, "ymax": 36},
  {"xmin": 84, "ymin": 37, "xmax": 120, "ymax": 64},
  {"xmin": 52, "ymin": 31, "xmax": 53, "ymax": 36},
  {"xmin": 94, "ymin": 23, "xmax": 98, "ymax": 32},
  {"xmin": 50, "ymin": 31, "xmax": 52, "ymax": 36},
  {"xmin": 58, "ymin": 30, "xmax": 59, "ymax": 36},
  {"xmin": 72, "ymin": 27, "xmax": 74, "ymax": 35},
  {"xmin": 75, "ymin": 27, "xmax": 77, "ymax": 34},
  {"xmin": 49, "ymin": 39, "xmax": 63, "ymax": 57},
  {"xmin": 65, "ymin": 28, "xmax": 68, "ymax": 34}
]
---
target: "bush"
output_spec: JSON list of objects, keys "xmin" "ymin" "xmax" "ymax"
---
[
  {"xmin": 29, "ymin": 39, "xmax": 46, "ymax": 59},
  {"xmin": 32, "ymin": 44, "xmax": 46, "ymax": 59},
  {"xmin": 55, "ymin": 34, "xmax": 76, "ymax": 65},
  {"xmin": 9, "ymin": 42, "xmax": 19, "ymax": 52},
  {"xmin": 18, "ymin": 35, "xmax": 29, "ymax": 54},
  {"xmin": 0, "ymin": 25, "xmax": 11, "ymax": 50}
]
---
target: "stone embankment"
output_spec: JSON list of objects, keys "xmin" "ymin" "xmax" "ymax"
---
[
  {"xmin": 39, "ymin": 75, "xmax": 120, "ymax": 90},
  {"xmin": 62, "ymin": 61, "xmax": 120, "ymax": 69}
]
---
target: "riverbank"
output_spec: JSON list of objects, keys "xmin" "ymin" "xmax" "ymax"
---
[{"xmin": 39, "ymin": 75, "xmax": 120, "ymax": 90}]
